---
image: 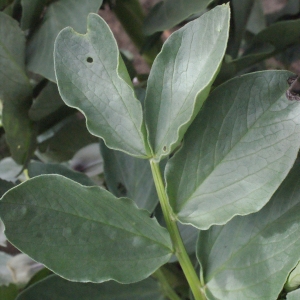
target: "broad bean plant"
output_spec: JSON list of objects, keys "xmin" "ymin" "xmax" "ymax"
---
[{"xmin": 1, "ymin": 1, "xmax": 300, "ymax": 300}]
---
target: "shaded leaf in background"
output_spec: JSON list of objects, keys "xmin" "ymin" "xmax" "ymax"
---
[
  {"xmin": 287, "ymin": 289, "xmax": 300, "ymax": 300},
  {"xmin": 218, "ymin": 18, "xmax": 300, "ymax": 83},
  {"xmin": 0, "ymin": 0, "xmax": 13, "ymax": 10},
  {"xmin": 28, "ymin": 161, "xmax": 95, "ymax": 186},
  {"xmin": 166, "ymin": 71, "xmax": 300, "ymax": 229},
  {"xmin": 20, "ymin": 0, "xmax": 47, "ymax": 30},
  {"xmin": 246, "ymin": 0, "xmax": 266, "ymax": 35},
  {"xmin": 143, "ymin": 0, "xmax": 212, "ymax": 35},
  {"xmin": 27, "ymin": 0, "xmax": 103, "ymax": 81},
  {"xmin": 0, "ymin": 12, "xmax": 36, "ymax": 165},
  {"xmin": 0, "ymin": 283, "xmax": 18, "ymax": 300},
  {"xmin": 37, "ymin": 117, "xmax": 97, "ymax": 162},
  {"xmin": 55, "ymin": 13, "xmax": 150, "ymax": 158},
  {"xmin": 16, "ymin": 274, "xmax": 165, "ymax": 300},
  {"xmin": 100, "ymin": 141, "xmax": 158, "ymax": 212},
  {"xmin": 29, "ymin": 82, "xmax": 65, "ymax": 122},
  {"xmin": 227, "ymin": 0, "xmax": 254, "ymax": 58},
  {"xmin": 266, "ymin": 0, "xmax": 300, "ymax": 24},
  {"xmin": 0, "ymin": 178, "xmax": 14, "ymax": 196},
  {"xmin": 197, "ymin": 163, "xmax": 300, "ymax": 300},
  {"xmin": 145, "ymin": 5, "xmax": 230, "ymax": 161},
  {"xmin": 0, "ymin": 175, "xmax": 172, "ymax": 283}
]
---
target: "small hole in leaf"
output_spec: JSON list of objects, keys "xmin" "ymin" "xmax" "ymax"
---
[
  {"xmin": 86, "ymin": 57, "xmax": 93, "ymax": 63},
  {"xmin": 163, "ymin": 146, "xmax": 167, "ymax": 152}
]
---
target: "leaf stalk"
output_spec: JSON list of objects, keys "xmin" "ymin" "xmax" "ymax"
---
[{"xmin": 150, "ymin": 160, "xmax": 206, "ymax": 300}]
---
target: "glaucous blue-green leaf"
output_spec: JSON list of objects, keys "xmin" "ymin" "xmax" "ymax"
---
[
  {"xmin": 55, "ymin": 13, "xmax": 150, "ymax": 158},
  {"xmin": 100, "ymin": 141, "xmax": 158, "ymax": 212},
  {"xmin": 166, "ymin": 71, "xmax": 300, "ymax": 229},
  {"xmin": 0, "ymin": 283, "xmax": 18, "ymax": 300},
  {"xmin": 143, "ymin": 0, "xmax": 212, "ymax": 35},
  {"xmin": 197, "ymin": 163, "xmax": 300, "ymax": 300},
  {"xmin": 29, "ymin": 82, "xmax": 65, "ymax": 121},
  {"xmin": 16, "ymin": 274, "xmax": 165, "ymax": 300},
  {"xmin": 0, "ymin": 175, "xmax": 172, "ymax": 283},
  {"xmin": 144, "ymin": 5, "xmax": 230, "ymax": 161},
  {"xmin": 28, "ymin": 161, "xmax": 95, "ymax": 186},
  {"xmin": 27, "ymin": 0, "xmax": 103, "ymax": 81},
  {"xmin": 0, "ymin": 12, "xmax": 36, "ymax": 164},
  {"xmin": 287, "ymin": 289, "xmax": 300, "ymax": 300},
  {"xmin": 20, "ymin": 0, "xmax": 47, "ymax": 30}
]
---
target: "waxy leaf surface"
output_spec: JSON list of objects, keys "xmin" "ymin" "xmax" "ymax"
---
[
  {"xmin": 197, "ymin": 163, "xmax": 300, "ymax": 300},
  {"xmin": 0, "ymin": 12, "xmax": 36, "ymax": 164},
  {"xmin": 0, "ymin": 175, "xmax": 172, "ymax": 283},
  {"xmin": 144, "ymin": 5, "xmax": 230, "ymax": 161},
  {"xmin": 55, "ymin": 13, "xmax": 149, "ymax": 158},
  {"xmin": 100, "ymin": 142, "xmax": 158, "ymax": 212},
  {"xmin": 166, "ymin": 71, "xmax": 300, "ymax": 229},
  {"xmin": 27, "ymin": 0, "xmax": 103, "ymax": 81},
  {"xmin": 143, "ymin": 0, "xmax": 212, "ymax": 35},
  {"xmin": 16, "ymin": 274, "xmax": 165, "ymax": 300}
]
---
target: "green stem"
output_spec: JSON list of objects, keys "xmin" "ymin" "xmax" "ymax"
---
[
  {"xmin": 150, "ymin": 160, "xmax": 206, "ymax": 300},
  {"xmin": 153, "ymin": 268, "xmax": 182, "ymax": 300},
  {"xmin": 113, "ymin": 0, "xmax": 161, "ymax": 65}
]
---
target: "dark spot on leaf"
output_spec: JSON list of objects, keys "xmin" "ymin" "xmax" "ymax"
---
[
  {"xmin": 163, "ymin": 146, "xmax": 167, "ymax": 152},
  {"xmin": 286, "ymin": 75, "xmax": 300, "ymax": 101},
  {"xmin": 117, "ymin": 182, "xmax": 127, "ymax": 196},
  {"xmin": 87, "ymin": 57, "xmax": 93, "ymax": 63}
]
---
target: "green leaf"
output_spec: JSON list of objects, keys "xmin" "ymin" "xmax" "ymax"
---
[
  {"xmin": 100, "ymin": 141, "xmax": 158, "ymax": 212},
  {"xmin": 287, "ymin": 289, "xmax": 300, "ymax": 300},
  {"xmin": 246, "ymin": 0, "xmax": 266, "ymax": 35},
  {"xmin": 37, "ymin": 117, "xmax": 97, "ymax": 162},
  {"xmin": 0, "ymin": 12, "xmax": 36, "ymax": 164},
  {"xmin": 26, "ymin": 0, "xmax": 103, "ymax": 81},
  {"xmin": 0, "ymin": 175, "xmax": 172, "ymax": 283},
  {"xmin": 17, "ymin": 274, "xmax": 165, "ymax": 300},
  {"xmin": 143, "ymin": 0, "xmax": 212, "ymax": 35},
  {"xmin": 28, "ymin": 161, "xmax": 95, "ymax": 186},
  {"xmin": 144, "ymin": 5, "xmax": 230, "ymax": 161},
  {"xmin": 0, "ymin": 179, "xmax": 14, "ymax": 197},
  {"xmin": 218, "ymin": 18, "xmax": 300, "ymax": 83},
  {"xmin": 0, "ymin": 283, "xmax": 18, "ymax": 300},
  {"xmin": 227, "ymin": 0, "xmax": 254, "ymax": 58},
  {"xmin": 29, "ymin": 82, "xmax": 65, "ymax": 122},
  {"xmin": 197, "ymin": 163, "xmax": 300, "ymax": 300},
  {"xmin": 20, "ymin": 0, "xmax": 47, "ymax": 30},
  {"xmin": 166, "ymin": 71, "xmax": 300, "ymax": 229},
  {"xmin": 55, "ymin": 13, "xmax": 150, "ymax": 158}
]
